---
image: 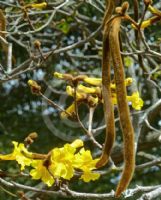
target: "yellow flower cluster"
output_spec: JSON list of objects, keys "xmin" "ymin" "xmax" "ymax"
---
[
  {"xmin": 0, "ymin": 139, "xmax": 100, "ymax": 186},
  {"xmin": 54, "ymin": 72, "xmax": 144, "ymax": 118}
]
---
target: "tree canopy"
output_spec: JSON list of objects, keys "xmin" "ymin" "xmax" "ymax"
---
[{"xmin": 0, "ymin": 0, "xmax": 161, "ymax": 199}]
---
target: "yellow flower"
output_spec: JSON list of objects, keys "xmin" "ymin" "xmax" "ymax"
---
[
  {"xmin": 63, "ymin": 84, "xmax": 100, "ymax": 119},
  {"xmin": 54, "ymin": 72, "xmax": 63, "ymax": 79},
  {"xmin": 148, "ymin": 5, "xmax": 161, "ymax": 17},
  {"xmin": 127, "ymin": 92, "xmax": 144, "ymax": 110},
  {"xmin": 66, "ymin": 86, "xmax": 86, "ymax": 100},
  {"xmin": 104, "ymin": 90, "xmax": 143, "ymax": 110},
  {"xmin": 31, "ymin": 2, "xmax": 47, "ymax": 9},
  {"xmin": 50, "ymin": 140, "xmax": 83, "ymax": 180},
  {"xmin": 74, "ymin": 148, "xmax": 98, "ymax": 170},
  {"xmin": 50, "ymin": 141, "xmax": 100, "ymax": 182},
  {"xmin": 30, "ymin": 140, "xmax": 84, "ymax": 185},
  {"xmin": 25, "ymin": 2, "xmax": 47, "ymax": 10},
  {"xmin": 60, "ymin": 102, "xmax": 76, "ymax": 119},
  {"xmin": 140, "ymin": 19, "xmax": 151, "ymax": 29},
  {"xmin": 71, "ymin": 139, "xmax": 84, "ymax": 148},
  {"xmin": 101, "ymin": 93, "xmax": 117, "ymax": 105},
  {"xmin": 84, "ymin": 77, "xmax": 133, "ymax": 88},
  {"xmin": 102, "ymin": 89, "xmax": 143, "ymax": 110},
  {"xmin": 112, "ymin": 94, "xmax": 118, "ymax": 104},
  {"xmin": 49, "ymin": 161, "xmax": 74, "ymax": 180},
  {"xmin": 80, "ymin": 170, "xmax": 100, "ymax": 182},
  {"xmin": 53, "ymin": 72, "xmax": 73, "ymax": 81},
  {"xmin": 0, "ymin": 142, "xmax": 32, "ymax": 170},
  {"xmin": 110, "ymin": 78, "xmax": 133, "ymax": 89},
  {"xmin": 50, "ymin": 148, "xmax": 74, "ymax": 180},
  {"xmin": 66, "ymin": 85, "xmax": 100, "ymax": 102},
  {"xmin": 74, "ymin": 148, "xmax": 100, "ymax": 182},
  {"xmin": 66, "ymin": 85, "xmax": 73, "ymax": 96},
  {"xmin": 125, "ymin": 78, "xmax": 133, "ymax": 86},
  {"xmin": 132, "ymin": 15, "xmax": 160, "ymax": 30},
  {"xmin": 30, "ymin": 160, "xmax": 55, "ymax": 187},
  {"xmin": 0, "ymin": 139, "xmax": 100, "ymax": 185},
  {"xmin": 77, "ymin": 84, "xmax": 101, "ymax": 95},
  {"xmin": 84, "ymin": 77, "xmax": 102, "ymax": 86},
  {"xmin": 51, "ymin": 145, "xmax": 75, "ymax": 164}
]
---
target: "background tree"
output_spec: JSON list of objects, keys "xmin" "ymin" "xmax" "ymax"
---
[{"xmin": 0, "ymin": 0, "xmax": 161, "ymax": 199}]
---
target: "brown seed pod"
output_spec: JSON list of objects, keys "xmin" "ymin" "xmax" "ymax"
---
[{"xmin": 0, "ymin": 9, "xmax": 6, "ymax": 38}]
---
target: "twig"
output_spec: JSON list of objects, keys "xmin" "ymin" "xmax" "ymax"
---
[
  {"xmin": 145, "ymin": 118, "xmax": 161, "ymax": 134},
  {"xmin": 7, "ymin": 43, "xmax": 12, "ymax": 73},
  {"xmin": 0, "ymin": 178, "xmax": 65, "ymax": 197},
  {"xmin": 62, "ymin": 184, "xmax": 115, "ymax": 199},
  {"xmin": 40, "ymin": 92, "xmax": 72, "ymax": 117},
  {"xmin": 88, "ymin": 106, "xmax": 102, "ymax": 148},
  {"xmin": 73, "ymin": 86, "xmax": 102, "ymax": 149}
]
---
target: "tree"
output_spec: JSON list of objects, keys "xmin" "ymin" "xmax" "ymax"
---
[{"xmin": 0, "ymin": 0, "xmax": 161, "ymax": 199}]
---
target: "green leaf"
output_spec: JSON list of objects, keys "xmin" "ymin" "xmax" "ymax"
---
[
  {"xmin": 56, "ymin": 20, "xmax": 70, "ymax": 34},
  {"xmin": 124, "ymin": 56, "xmax": 133, "ymax": 68}
]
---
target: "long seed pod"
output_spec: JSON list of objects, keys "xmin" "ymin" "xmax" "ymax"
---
[
  {"xmin": 96, "ymin": 0, "xmax": 115, "ymax": 168},
  {"xmin": 109, "ymin": 5, "xmax": 135, "ymax": 197},
  {"xmin": 0, "ymin": 9, "xmax": 6, "ymax": 38}
]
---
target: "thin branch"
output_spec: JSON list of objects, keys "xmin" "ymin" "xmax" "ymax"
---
[
  {"xmin": 62, "ymin": 185, "xmax": 115, "ymax": 199},
  {"xmin": 88, "ymin": 106, "xmax": 102, "ymax": 148},
  {"xmin": 40, "ymin": 92, "xmax": 72, "ymax": 117},
  {"xmin": 138, "ymin": 187, "xmax": 161, "ymax": 200},
  {"xmin": 73, "ymin": 86, "xmax": 102, "ymax": 149},
  {"xmin": 7, "ymin": 43, "xmax": 12, "ymax": 73},
  {"xmin": 0, "ymin": 178, "xmax": 65, "ymax": 197}
]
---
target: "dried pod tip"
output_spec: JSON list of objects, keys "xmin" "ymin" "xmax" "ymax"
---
[
  {"xmin": 115, "ymin": 7, "xmax": 122, "ymax": 14},
  {"xmin": 121, "ymin": 2, "xmax": 129, "ymax": 14},
  {"xmin": 115, "ymin": 2, "xmax": 129, "ymax": 15},
  {"xmin": 144, "ymin": 0, "xmax": 153, "ymax": 6}
]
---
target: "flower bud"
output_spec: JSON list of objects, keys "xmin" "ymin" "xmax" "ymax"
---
[
  {"xmin": 84, "ymin": 77, "xmax": 102, "ymax": 86},
  {"xmin": 28, "ymin": 80, "xmax": 41, "ymax": 94},
  {"xmin": 25, "ymin": 2, "xmax": 47, "ymax": 9},
  {"xmin": 34, "ymin": 40, "xmax": 41, "ymax": 49}
]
